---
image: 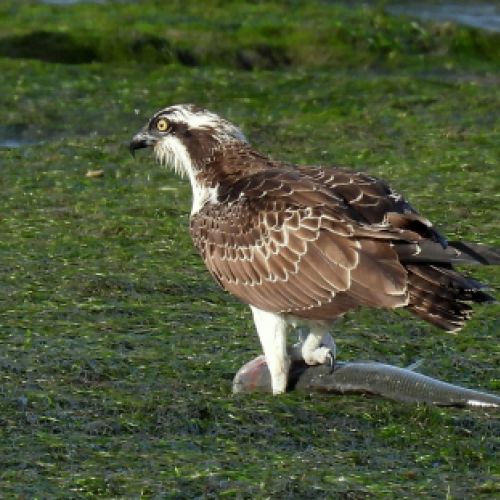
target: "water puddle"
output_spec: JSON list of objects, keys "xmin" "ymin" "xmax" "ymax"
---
[
  {"xmin": 387, "ymin": 3, "xmax": 500, "ymax": 32},
  {"xmin": 0, "ymin": 125, "xmax": 40, "ymax": 149}
]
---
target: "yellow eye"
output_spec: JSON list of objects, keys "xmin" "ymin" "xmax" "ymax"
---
[{"xmin": 156, "ymin": 118, "xmax": 169, "ymax": 132}]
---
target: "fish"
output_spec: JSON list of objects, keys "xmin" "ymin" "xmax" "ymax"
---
[{"xmin": 233, "ymin": 355, "xmax": 500, "ymax": 408}]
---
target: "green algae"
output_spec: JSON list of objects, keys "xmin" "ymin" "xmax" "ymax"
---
[
  {"xmin": 0, "ymin": 1, "xmax": 499, "ymax": 69},
  {"xmin": 0, "ymin": 1, "xmax": 499, "ymax": 497}
]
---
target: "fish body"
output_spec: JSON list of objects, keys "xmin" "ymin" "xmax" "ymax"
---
[{"xmin": 233, "ymin": 356, "xmax": 500, "ymax": 408}]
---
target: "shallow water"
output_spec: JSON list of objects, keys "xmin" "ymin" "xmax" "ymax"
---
[
  {"xmin": 0, "ymin": 125, "xmax": 39, "ymax": 148},
  {"xmin": 0, "ymin": 139, "xmax": 31, "ymax": 148},
  {"xmin": 388, "ymin": 3, "xmax": 500, "ymax": 32}
]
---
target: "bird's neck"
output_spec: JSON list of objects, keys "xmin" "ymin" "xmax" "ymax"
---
[{"xmin": 188, "ymin": 143, "xmax": 276, "ymax": 214}]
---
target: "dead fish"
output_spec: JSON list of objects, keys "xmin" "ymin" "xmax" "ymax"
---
[{"xmin": 233, "ymin": 356, "xmax": 500, "ymax": 408}]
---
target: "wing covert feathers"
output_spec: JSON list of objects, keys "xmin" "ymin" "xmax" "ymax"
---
[{"xmin": 189, "ymin": 159, "xmax": 496, "ymax": 330}]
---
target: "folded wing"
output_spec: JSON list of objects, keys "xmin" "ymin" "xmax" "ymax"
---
[{"xmin": 190, "ymin": 169, "xmax": 417, "ymax": 320}]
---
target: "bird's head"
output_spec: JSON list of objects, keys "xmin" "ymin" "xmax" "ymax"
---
[{"xmin": 129, "ymin": 104, "xmax": 247, "ymax": 180}]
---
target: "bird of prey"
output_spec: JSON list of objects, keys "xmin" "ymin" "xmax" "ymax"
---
[{"xmin": 130, "ymin": 104, "xmax": 498, "ymax": 395}]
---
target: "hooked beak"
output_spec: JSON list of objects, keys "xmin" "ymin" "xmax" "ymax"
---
[{"xmin": 129, "ymin": 128, "xmax": 157, "ymax": 157}]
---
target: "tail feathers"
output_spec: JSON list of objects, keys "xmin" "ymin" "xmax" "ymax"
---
[{"xmin": 406, "ymin": 264, "xmax": 496, "ymax": 332}]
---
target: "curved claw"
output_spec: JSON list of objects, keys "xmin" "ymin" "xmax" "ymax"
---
[{"xmin": 325, "ymin": 350, "xmax": 336, "ymax": 373}]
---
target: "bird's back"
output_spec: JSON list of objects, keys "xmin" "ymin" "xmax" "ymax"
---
[{"xmin": 190, "ymin": 158, "xmax": 496, "ymax": 331}]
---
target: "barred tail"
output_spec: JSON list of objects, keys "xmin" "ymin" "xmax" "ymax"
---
[{"xmin": 405, "ymin": 264, "xmax": 495, "ymax": 332}]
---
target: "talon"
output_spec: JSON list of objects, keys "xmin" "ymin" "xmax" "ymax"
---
[{"xmin": 326, "ymin": 350, "xmax": 335, "ymax": 373}]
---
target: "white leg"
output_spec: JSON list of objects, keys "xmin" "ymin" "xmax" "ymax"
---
[{"xmin": 250, "ymin": 306, "xmax": 290, "ymax": 395}]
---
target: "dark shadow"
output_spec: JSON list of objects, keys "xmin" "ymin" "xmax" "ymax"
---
[
  {"xmin": 0, "ymin": 30, "xmax": 198, "ymax": 66},
  {"xmin": 129, "ymin": 34, "xmax": 173, "ymax": 64},
  {"xmin": 236, "ymin": 44, "xmax": 291, "ymax": 70},
  {"xmin": 0, "ymin": 31, "xmax": 98, "ymax": 64},
  {"xmin": 0, "ymin": 30, "xmax": 287, "ymax": 69}
]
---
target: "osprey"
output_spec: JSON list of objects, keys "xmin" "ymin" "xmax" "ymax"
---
[{"xmin": 130, "ymin": 104, "xmax": 498, "ymax": 395}]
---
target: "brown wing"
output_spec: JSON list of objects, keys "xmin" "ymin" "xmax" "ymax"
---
[
  {"xmin": 295, "ymin": 165, "xmax": 448, "ymax": 246},
  {"xmin": 292, "ymin": 165, "xmax": 496, "ymax": 330},
  {"xmin": 190, "ymin": 170, "xmax": 417, "ymax": 320}
]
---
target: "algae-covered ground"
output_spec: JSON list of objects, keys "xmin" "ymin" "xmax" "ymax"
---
[{"xmin": 0, "ymin": 1, "xmax": 499, "ymax": 497}]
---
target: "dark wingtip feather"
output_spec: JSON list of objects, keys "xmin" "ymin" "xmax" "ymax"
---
[{"xmin": 448, "ymin": 241, "xmax": 500, "ymax": 265}]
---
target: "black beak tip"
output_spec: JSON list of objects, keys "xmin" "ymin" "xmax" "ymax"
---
[{"xmin": 129, "ymin": 135, "xmax": 150, "ymax": 158}]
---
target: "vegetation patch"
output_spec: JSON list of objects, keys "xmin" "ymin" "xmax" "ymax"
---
[
  {"xmin": 0, "ymin": 0, "xmax": 498, "ymax": 497},
  {"xmin": 0, "ymin": 1, "xmax": 499, "ymax": 69}
]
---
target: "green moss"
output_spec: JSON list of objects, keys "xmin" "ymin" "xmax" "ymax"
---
[
  {"xmin": 0, "ymin": 1, "xmax": 499, "ymax": 69},
  {"xmin": 0, "ymin": 1, "xmax": 499, "ymax": 497}
]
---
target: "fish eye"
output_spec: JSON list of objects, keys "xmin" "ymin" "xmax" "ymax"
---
[{"xmin": 156, "ymin": 118, "xmax": 169, "ymax": 132}]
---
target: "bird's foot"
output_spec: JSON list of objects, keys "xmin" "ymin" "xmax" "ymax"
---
[
  {"xmin": 303, "ymin": 346, "xmax": 336, "ymax": 373},
  {"xmin": 290, "ymin": 336, "xmax": 336, "ymax": 373}
]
